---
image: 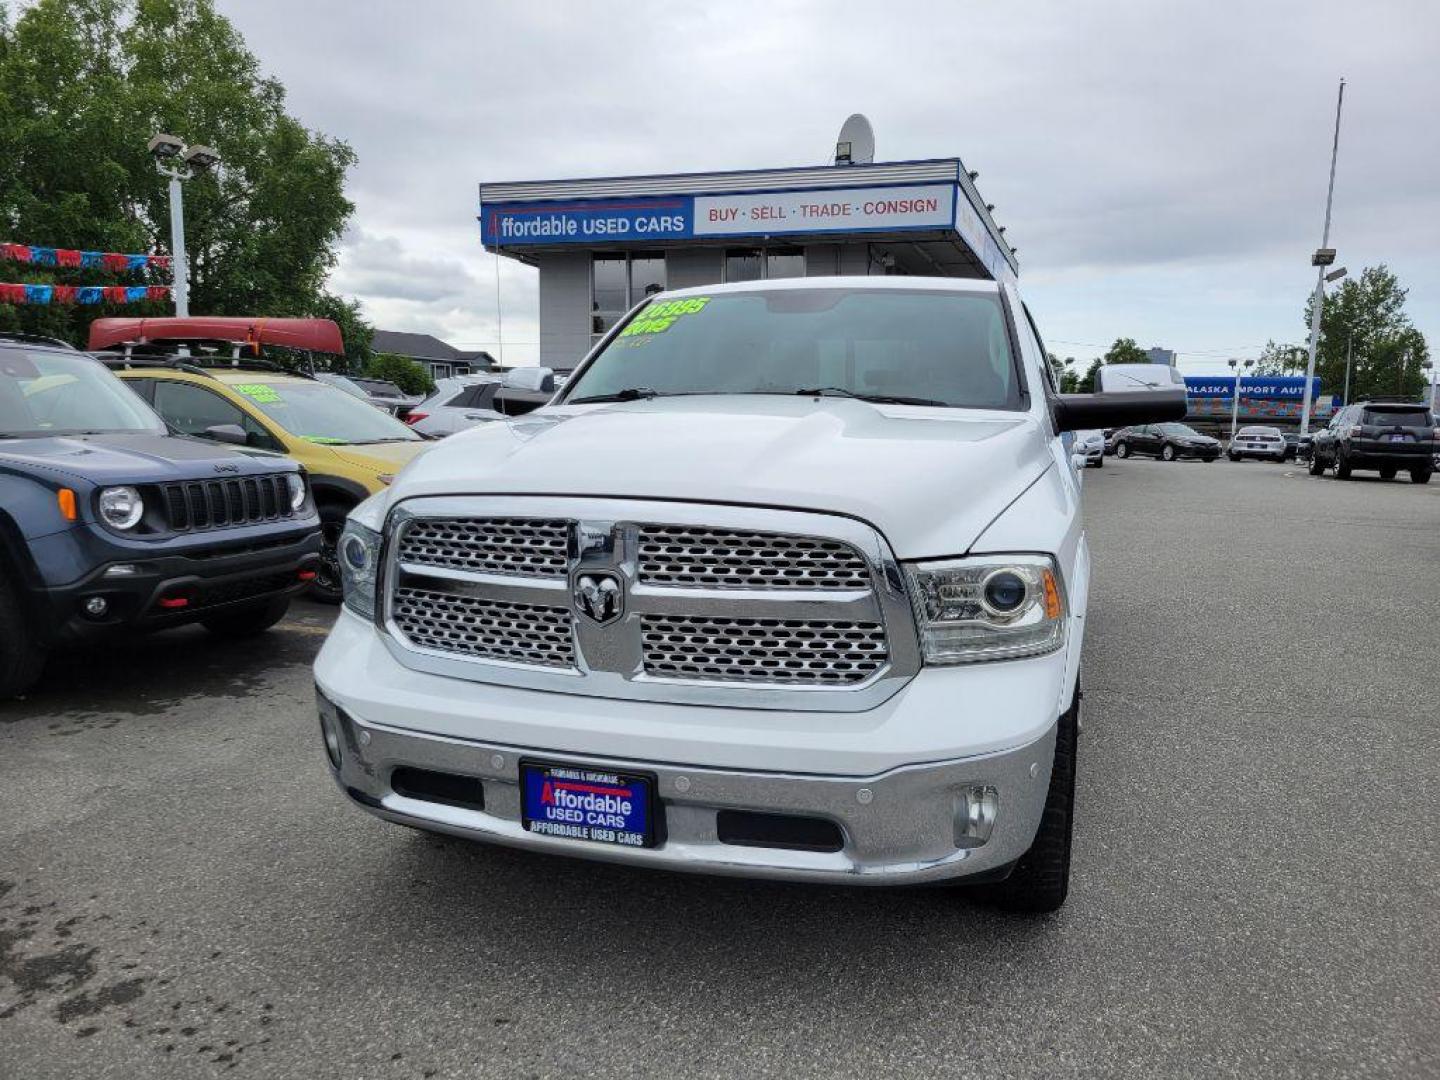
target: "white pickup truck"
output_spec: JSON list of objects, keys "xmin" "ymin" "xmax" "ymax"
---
[{"xmin": 314, "ymin": 277, "xmax": 1182, "ymax": 912}]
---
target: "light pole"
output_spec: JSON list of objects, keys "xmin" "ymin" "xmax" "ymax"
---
[
  {"xmin": 1228, "ymin": 358, "xmax": 1254, "ymax": 442},
  {"xmin": 1299, "ymin": 79, "xmax": 1346, "ymax": 438},
  {"xmin": 1422, "ymin": 359, "xmax": 1435, "ymax": 411},
  {"xmin": 146, "ymin": 134, "xmax": 222, "ymax": 318},
  {"xmin": 1342, "ymin": 331, "xmax": 1353, "ymax": 406}
]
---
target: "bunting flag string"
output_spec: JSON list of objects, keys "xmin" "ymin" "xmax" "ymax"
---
[
  {"xmin": 0, "ymin": 284, "xmax": 171, "ymax": 305},
  {"xmin": 0, "ymin": 242, "xmax": 171, "ymax": 272}
]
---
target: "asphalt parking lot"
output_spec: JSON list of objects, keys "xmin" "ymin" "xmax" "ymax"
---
[{"xmin": 2, "ymin": 458, "xmax": 1437, "ymax": 1079}]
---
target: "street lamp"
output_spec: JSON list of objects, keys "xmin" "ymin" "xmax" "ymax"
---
[
  {"xmin": 1299, "ymin": 79, "xmax": 1346, "ymax": 438},
  {"xmin": 1227, "ymin": 358, "xmax": 1255, "ymax": 442},
  {"xmin": 1422, "ymin": 359, "xmax": 1435, "ymax": 411},
  {"xmin": 147, "ymin": 133, "xmax": 222, "ymax": 318}
]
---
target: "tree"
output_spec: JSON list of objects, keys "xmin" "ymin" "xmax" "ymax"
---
[
  {"xmin": 1304, "ymin": 265, "xmax": 1430, "ymax": 402},
  {"xmin": 1252, "ymin": 340, "xmax": 1306, "ymax": 376},
  {"xmin": 1101, "ymin": 338, "xmax": 1148, "ymax": 366},
  {"xmin": 364, "ymin": 353, "xmax": 434, "ymax": 396},
  {"xmin": 0, "ymin": 0, "xmax": 360, "ymax": 346}
]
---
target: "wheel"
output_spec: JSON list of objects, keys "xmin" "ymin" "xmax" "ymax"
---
[
  {"xmin": 0, "ymin": 564, "xmax": 47, "ymax": 698},
  {"xmin": 202, "ymin": 596, "xmax": 291, "ymax": 638},
  {"xmin": 1379, "ymin": 467, "xmax": 1397, "ymax": 480},
  {"xmin": 1161, "ymin": 444, "xmax": 1177, "ymax": 461},
  {"xmin": 1228, "ymin": 451, "xmax": 1240, "ymax": 462},
  {"xmin": 1308, "ymin": 453, "xmax": 1325, "ymax": 476},
  {"xmin": 312, "ymin": 503, "xmax": 351, "ymax": 604},
  {"xmin": 1092, "ymin": 456, "xmax": 1103, "ymax": 469},
  {"xmin": 1114, "ymin": 442, "xmax": 1129, "ymax": 459},
  {"xmin": 1412, "ymin": 469, "xmax": 1432, "ymax": 485},
  {"xmin": 975, "ymin": 686, "xmax": 1078, "ymax": 914},
  {"xmin": 1335, "ymin": 454, "xmax": 1352, "ymax": 480}
]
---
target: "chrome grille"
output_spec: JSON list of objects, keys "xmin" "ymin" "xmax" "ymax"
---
[
  {"xmin": 391, "ymin": 586, "xmax": 575, "ymax": 668},
  {"xmin": 641, "ymin": 615, "xmax": 887, "ymax": 685},
  {"xmin": 637, "ymin": 526, "xmax": 870, "ymax": 589},
  {"xmin": 380, "ymin": 498, "xmax": 920, "ymax": 712},
  {"xmin": 398, "ymin": 518, "xmax": 569, "ymax": 578}
]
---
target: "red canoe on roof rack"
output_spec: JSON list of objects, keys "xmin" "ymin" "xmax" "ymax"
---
[{"xmin": 87, "ymin": 317, "xmax": 344, "ymax": 355}]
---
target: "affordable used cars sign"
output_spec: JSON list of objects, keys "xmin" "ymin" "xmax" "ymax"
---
[{"xmin": 480, "ymin": 184, "xmax": 956, "ymax": 245}]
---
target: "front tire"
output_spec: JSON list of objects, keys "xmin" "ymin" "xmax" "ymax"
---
[
  {"xmin": 1114, "ymin": 442, "xmax": 1130, "ymax": 459},
  {"xmin": 1308, "ymin": 453, "xmax": 1325, "ymax": 476},
  {"xmin": 1412, "ymin": 469, "xmax": 1433, "ymax": 485},
  {"xmin": 0, "ymin": 565, "xmax": 47, "ymax": 699},
  {"xmin": 1228, "ymin": 451, "xmax": 1240, "ymax": 462},
  {"xmin": 1335, "ymin": 454, "xmax": 1352, "ymax": 479},
  {"xmin": 311, "ymin": 503, "xmax": 351, "ymax": 604},
  {"xmin": 975, "ymin": 688, "xmax": 1078, "ymax": 914},
  {"xmin": 1161, "ymin": 444, "xmax": 1177, "ymax": 461},
  {"xmin": 1092, "ymin": 456, "xmax": 1103, "ymax": 469},
  {"xmin": 1379, "ymin": 467, "xmax": 1397, "ymax": 480},
  {"xmin": 202, "ymin": 596, "xmax": 291, "ymax": 638}
]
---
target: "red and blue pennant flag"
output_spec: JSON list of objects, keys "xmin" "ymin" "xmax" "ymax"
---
[
  {"xmin": 0, "ymin": 283, "xmax": 171, "ymax": 305},
  {"xmin": 1, "ymin": 241, "xmax": 171, "ymax": 271}
]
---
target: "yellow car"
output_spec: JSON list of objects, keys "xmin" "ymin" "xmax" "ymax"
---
[{"xmin": 110, "ymin": 360, "xmax": 428, "ymax": 601}]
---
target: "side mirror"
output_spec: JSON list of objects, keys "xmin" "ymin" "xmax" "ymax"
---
[
  {"xmin": 502, "ymin": 366, "xmax": 555, "ymax": 393},
  {"xmin": 1052, "ymin": 389, "xmax": 1187, "ymax": 434},
  {"xmin": 203, "ymin": 423, "xmax": 248, "ymax": 446}
]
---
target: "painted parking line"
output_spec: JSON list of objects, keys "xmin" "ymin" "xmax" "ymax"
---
[{"xmin": 277, "ymin": 622, "xmax": 333, "ymax": 636}]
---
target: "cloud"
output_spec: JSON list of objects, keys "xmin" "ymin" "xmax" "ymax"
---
[{"xmin": 220, "ymin": 0, "xmax": 1440, "ymax": 370}]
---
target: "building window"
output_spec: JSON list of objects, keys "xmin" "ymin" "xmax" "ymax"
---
[
  {"xmin": 726, "ymin": 246, "xmax": 805, "ymax": 282},
  {"xmin": 765, "ymin": 247, "xmax": 805, "ymax": 279},
  {"xmin": 724, "ymin": 249, "xmax": 762, "ymax": 283},
  {"xmin": 591, "ymin": 252, "xmax": 667, "ymax": 342}
]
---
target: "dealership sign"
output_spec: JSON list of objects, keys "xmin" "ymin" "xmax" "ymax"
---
[
  {"xmin": 481, "ymin": 184, "xmax": 957, "ymax": 246},
  {"xmin": 1183, "ymin": 375, "xmax": 1321, "ymax": 401}
]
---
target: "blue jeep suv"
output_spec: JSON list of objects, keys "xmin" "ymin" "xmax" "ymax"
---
[{"xmin": 0, "ymin": 334, "xmax": 322, "ymax": 697}]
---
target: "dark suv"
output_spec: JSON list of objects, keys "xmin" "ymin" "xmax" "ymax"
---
[
  {"xmin": 1309, "ymin": 402, "xmax": 1436, "ymax": 483},
  {"xmin": 0, "ymin": 335, "xmax": 322, "ymax": 697}
]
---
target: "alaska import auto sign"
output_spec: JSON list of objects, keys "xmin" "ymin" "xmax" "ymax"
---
[
  {"xmin": 480, "ymin": 183, "xmax": 956, "ymax": 245},
  {"xmin": 1183, "ymin": 376, "xmax": 1321, "ymax": 400}
]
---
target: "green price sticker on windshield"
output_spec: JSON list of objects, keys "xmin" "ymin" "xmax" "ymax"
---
[
  {"xmin": 618, "ymin": 296, "xmax": 711, "ymax": 338},
  {"xmin": 234, "ymin": 383, "xmax": 282, "ymax": 404}
]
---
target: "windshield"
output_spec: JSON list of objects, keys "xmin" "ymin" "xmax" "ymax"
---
[
  {"xmin": 563, "ymin": 288, "xmax": 1021, "ymax": 410},
  {"xmin": 1158, "ymin": 423, "xmax": 1203, "ymax": 437},
  {"xmin": 1362, "ymin": 408, "xmax": 1432, "ymax": 427},
  {"xmin": 0, "ymin": 348, "xmax": 164, "ymax": 438},
  {"xmin": 227, "ymin": 380, "xmax": 421, "ymax": 444}
]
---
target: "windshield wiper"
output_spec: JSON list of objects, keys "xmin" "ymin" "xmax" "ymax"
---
[
  {"xmin": 568, "ymin": 386, "xmax": 663, "ymax": 404},
  {"xmin": 793, "ymin": 387, "xmax": 949, "ymax": 408}
]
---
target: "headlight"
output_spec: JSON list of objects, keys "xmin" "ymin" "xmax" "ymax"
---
[
  {"xmin": 339, "ymin": 518, "xmax": 381, "ymax": 620},
  {"xmin": 904, "ymin": 554, "xmax": 1066, "ymax": 664},
  {"xmin": 285, "ymin": 473, "xmax": 306, "ymax": 511},
  {"xmin": 97, "ymin": 486, "xmax": 144, "ymax": 530}
]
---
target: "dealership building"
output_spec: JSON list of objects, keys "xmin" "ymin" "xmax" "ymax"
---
[{"xmin": 478, "ymin": 155, "xmax": 1019, "ymax": 371}]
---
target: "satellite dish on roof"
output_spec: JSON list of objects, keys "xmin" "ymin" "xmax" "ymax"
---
[{"xmin": 834, "ymin": 114, "xmax": 875, "ymax": 166}]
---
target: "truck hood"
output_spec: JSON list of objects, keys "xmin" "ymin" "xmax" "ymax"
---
[
  {"xmin": 388, "ymin": 396, "xmax": 1053, "ymax": 558},
  {"xmin": 0, "ymin": 432, "xmax": 293, "ymax": 484}
]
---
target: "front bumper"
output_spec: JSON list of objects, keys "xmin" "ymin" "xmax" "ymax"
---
[
  {"xmin": 37, "ymin": 526, "xmax": 321, "ymax": 644},
  {"xmin": 318, "ymin": 688, "xmax": 1057, "ymax": 886}
]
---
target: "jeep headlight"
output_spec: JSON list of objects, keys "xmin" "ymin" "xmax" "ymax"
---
[
  {"xmin": 97, "ymin": 486, "xmax": 144, "ymax": 530},
  {"xmin": 904, "ymin": 555, "xmax": 1066, "ymax": 664},
  {"xmin": 285, "ymin": 472, "xmax": 306, "ymax": 511},
  {"xmin": 339, "ymin": 519, "xmax": 381, "ymax": 620}
]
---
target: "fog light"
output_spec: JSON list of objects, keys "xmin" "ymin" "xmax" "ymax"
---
[
  {"xmin": 955, "ymin": 785, "xmax": 999, "ymax": 848},
  {"xmin": 83, "ymin": 596, "xmax": 109, "ymax": 618},
  {"xmin": 319, "ymin": 712, "xmax": 342, "ymax": 769}
]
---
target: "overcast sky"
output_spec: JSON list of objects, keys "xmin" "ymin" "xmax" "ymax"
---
[{"xmin": 221, "ymin": 0, "xmax": 1438, "ymax": 374}]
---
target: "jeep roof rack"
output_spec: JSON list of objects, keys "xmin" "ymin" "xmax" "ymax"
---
[
  {"xmin": 95, "ymin": 351, "xmax": 315, "ymax": 380},
  {"xmin": 0, "ymin": 331, "xmax": 78, "ymax": 350}
]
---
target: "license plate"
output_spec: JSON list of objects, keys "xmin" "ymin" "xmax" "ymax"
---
[
  {"xmin": 520, "ymin": 761, "xmax": 656, "ymax": 848},
  {"xmin": 1389, "ymin": 434, "xmax": 1410, "ymax": 443}
]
